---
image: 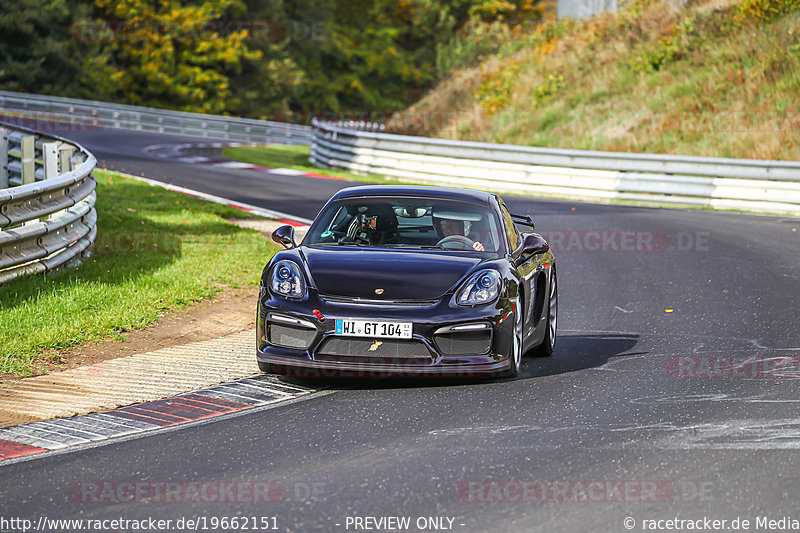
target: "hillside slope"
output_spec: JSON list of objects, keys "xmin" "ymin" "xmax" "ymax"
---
[{"xmin": 388, "ymin": 0, "xmax": 800, "ymax": 160}]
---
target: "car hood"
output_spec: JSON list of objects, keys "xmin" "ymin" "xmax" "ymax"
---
[{"xmin": 301, "ymin": 246, "xmax": 483, "ymax": 301}]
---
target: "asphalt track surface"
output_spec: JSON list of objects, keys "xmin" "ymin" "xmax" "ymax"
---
[{"xmin": 2, "ymin": 126, "xmax": 800, "ymax": 532}]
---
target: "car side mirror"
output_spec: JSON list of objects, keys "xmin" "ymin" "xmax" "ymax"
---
[
  {"xmin": 272, "ymin": 225, "xmax": 297, "ymax": 249},
  {"xmin": 520, "ymin": 233, "xmax": 549, "ymax": 256}
]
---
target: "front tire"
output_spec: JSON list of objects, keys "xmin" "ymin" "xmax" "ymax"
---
[
  {"xmin": 533, "ymin": 266, "xmax": 557, "ymax": 357},
  {"xmin": 498, "ymin": 293, "xmax": 524, "ymax": 379}
]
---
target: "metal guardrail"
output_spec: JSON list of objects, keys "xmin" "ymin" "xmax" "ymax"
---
[
  {"xmin": 310, "ymin": 119, "xmax": 800, "ymax": 215},
  {"xmin": 0, "ymin": 90, "xmax": 313, "ymax": 145},
  {"xmin": 0, "ymin": 121, "xmax": 97, "ymax": 285},
  {"xmin": 558, "ymin": 0, "xmax": 618, "ymax": 19}
]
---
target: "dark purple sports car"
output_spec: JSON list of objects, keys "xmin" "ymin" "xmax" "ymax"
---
[{"xmin": 256, "ymin": 185, "xmax": 557, "ymax": 378}]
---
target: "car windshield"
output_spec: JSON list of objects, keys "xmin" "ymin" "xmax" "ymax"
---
[{"xmin": 304, "ymin": 196, "xmax": 505, "ymax": 256}]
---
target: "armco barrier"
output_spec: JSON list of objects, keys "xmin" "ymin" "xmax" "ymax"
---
[
  {"xmin": 310, "ymin": 119, "xmax": 800, "ymax": 216},
  {"xmin": 0, "ymin": 90, "xmax": 312, "ymax": 145},
  {"xmin": 0, "ymin": 122, "xmax": 97, "ymax": 285}
]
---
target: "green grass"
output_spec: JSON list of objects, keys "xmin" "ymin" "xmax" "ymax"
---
[
  {"xmin": 390, "ymin": 0, "xmax": 800, "ymax": 161},
  {"xmin": 224, "ymin": 144, "xmax": 313, "ymax": 170},
  {"xmin": 0, "ymin": 170, "xmax": 279, "ymax": 377}
]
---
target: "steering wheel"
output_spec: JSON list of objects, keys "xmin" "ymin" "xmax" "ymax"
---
[{"xmin": 436, "ymin": 234, "xmax": 476, "ymax": 250}]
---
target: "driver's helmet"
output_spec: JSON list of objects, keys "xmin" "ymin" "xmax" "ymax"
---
[{"xmin": 431, "ymin": 209, "xmax": 471, "ymax": 239}]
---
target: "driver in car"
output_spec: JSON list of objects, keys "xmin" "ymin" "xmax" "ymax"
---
[{"xmin": 436, "ymin": 217, "xmax": 485, "ymax": 251}]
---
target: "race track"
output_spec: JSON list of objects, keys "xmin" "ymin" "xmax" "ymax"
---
[{"xmin": 2, "ymin": 127, "xmax": 799, "ymax": 532}]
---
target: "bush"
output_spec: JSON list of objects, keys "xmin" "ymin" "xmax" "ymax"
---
[
  {"xmin": 436, "ymin": 20, "xmax": 514, "ymax": 77},
  {"xmin": 475, "ymin": 60, "xmax": 522, "ymax": 113},
  {"xmin": 629, "ymin": 17, "xmax": 695, "ymax": 73},
  {"xmin": 735, "ymin": 0, "xmax": 800, "ymax": 22}
]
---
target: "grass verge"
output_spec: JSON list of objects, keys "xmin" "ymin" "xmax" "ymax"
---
[
  {"xmin": 390, "ymin": 0, "xmax": 800, "ymax": 161},
  {"xmin": 0, "ymin": 170, "xmax": 279, "ymax": 377}
]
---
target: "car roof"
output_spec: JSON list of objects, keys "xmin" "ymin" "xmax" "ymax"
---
[{"xmin": 331, "ymin": 185, "xmax": 496, "ymax": 205}]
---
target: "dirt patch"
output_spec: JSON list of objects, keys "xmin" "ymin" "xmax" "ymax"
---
[
  {"xmin": 0, "ymin": 409, "xmax": 40, "ymax": 427},
  {"xmin": 0, "ymin": 216, "xmax": 306, "ymax": 384},
  {"xmin": 1, "ymin": 287, "xmax": 256, "ymax": 383}
]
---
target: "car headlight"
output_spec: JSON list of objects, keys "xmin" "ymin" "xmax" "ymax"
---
[
  {"xmin": 270, "ymin": 260, "xmax": 306, "ymax": 298},
  {"xmin": 457, "ymin": 269, "xmax": 500, "ymax": 306}
]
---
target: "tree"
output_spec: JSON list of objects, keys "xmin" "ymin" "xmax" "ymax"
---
[
  {"xmin": 93, "ymin": 0, "xmax": 261, "ymax": 114},
  {"xmin": 286, "ymin": 0, "xmax": 461, "ymax": 115},
  {"xmin": 1, "ymin": 0, "xmax": 544, "ymax": 119},
  {"xmin": 223, "ymin": 0, "xmax": 304, "ymax": 119},
  {"xmin": 0, "ymin": 0, "xmax": 115, "ymax": 100}
]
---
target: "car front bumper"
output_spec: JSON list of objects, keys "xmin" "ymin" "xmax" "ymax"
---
[{"xmin": 256, "ymin": 289, "xmax": 515, "ymax": 378}]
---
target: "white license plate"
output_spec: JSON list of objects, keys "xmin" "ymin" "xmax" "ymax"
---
[{"xmin": 335, "ymin": 319, "xmax": 412, "ymax": 339}]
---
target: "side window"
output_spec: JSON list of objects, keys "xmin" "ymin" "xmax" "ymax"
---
[
  {"xmin": 328, "ymin": 206, "xmax": 352, "ymax": 233},
  {"xmin": 500, "ymin": 204, "xmax": 520, "ymax": 251}
]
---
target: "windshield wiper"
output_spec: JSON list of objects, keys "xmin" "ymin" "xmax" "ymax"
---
[
  {"xmin": 313, "ymin": 241, "xmax": 370, "ymax": 247},
  {"xmin": 382, "ymin": 243, "xmax": 446, "ymax": 249}
]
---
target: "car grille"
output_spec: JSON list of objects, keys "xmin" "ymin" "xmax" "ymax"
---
[
  {"xmin": 434, "ymin": 330, "xmax": 492, "ymax": 356},
  {"xmin": 315, "ymin": 337, "xmax": 432, "ymax": 365},
  {"xmin": 268, "ymin": 323, "xmax": 317, "ymax": 349},
  {"xmin": 320, "ymin": 295, "xmax": 437, "ymax": 307}
]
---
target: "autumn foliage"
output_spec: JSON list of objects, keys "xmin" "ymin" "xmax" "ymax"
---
[{"xmin": 0, "ymin": 0, "xmax": 546, "ymax": 119}]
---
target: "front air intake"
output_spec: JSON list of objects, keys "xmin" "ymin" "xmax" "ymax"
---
[
  {"xmin": 433, "ymin": 324, "xmax": 492, "ymax": 356},
  {"xmin": 266, "ymin": 314, "xmax": 318, "ymax": 349}
]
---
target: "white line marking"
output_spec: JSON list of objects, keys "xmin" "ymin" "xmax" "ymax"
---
[
  {"xmin": 0, "ymin": 428, "xmax": 67, "ymax": 449},
  {"xmin": 91, "ymin": 413, "xmax": 158, "ymax": 429},
  {"xmin": 229, "ymin": 381, "xmax": 296, "ymax": 397},
  {"xmin": 36, "ymin": 421, "xmax": 107, "ymax": 440},
  {"xmin": 0, "ymin": 391, "xmax": 335, "ymax": 468},
  {"xmin": 748, "ymin": 339, "xmax": 800, "ymax": 351},
  {"xmin": 211, "ymin": 161, "xmax": 256, "ymax": 169},
  {"xmin": 269, "ymin": 168, "xmax": 307, "ymax": 176}
]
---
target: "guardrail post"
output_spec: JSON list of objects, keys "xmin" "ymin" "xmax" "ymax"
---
[
  {"xmin": 59, "ymin": 146, "xmax": 74, "ymax": 174},
  {"xmin": 21, "ymin": 135, "xmax": 35, "ymax": 184},
  {"xmin": 41, "ymin": 143, "xmax": 60, "ymax": 220},
  {"xmin": 0, "ymin": 128, "xmax": 8, "ymax": 189},
  {"xmin": 0, "ymin": 122, "xmax": 99, "ymax": 285},
  {"xmin": 43, "ymin": 142, "xmax": 59, "ymax": 179}
]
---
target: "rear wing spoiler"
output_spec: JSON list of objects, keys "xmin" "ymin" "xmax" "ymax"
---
[{"xmin": 510, "ymin": 213, "xmax": 535, "ymax": 229}]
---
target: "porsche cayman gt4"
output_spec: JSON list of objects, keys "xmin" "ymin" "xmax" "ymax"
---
[{"xmin": 256, "ymin": 185, "xmax": 557, "ymax": 378}]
